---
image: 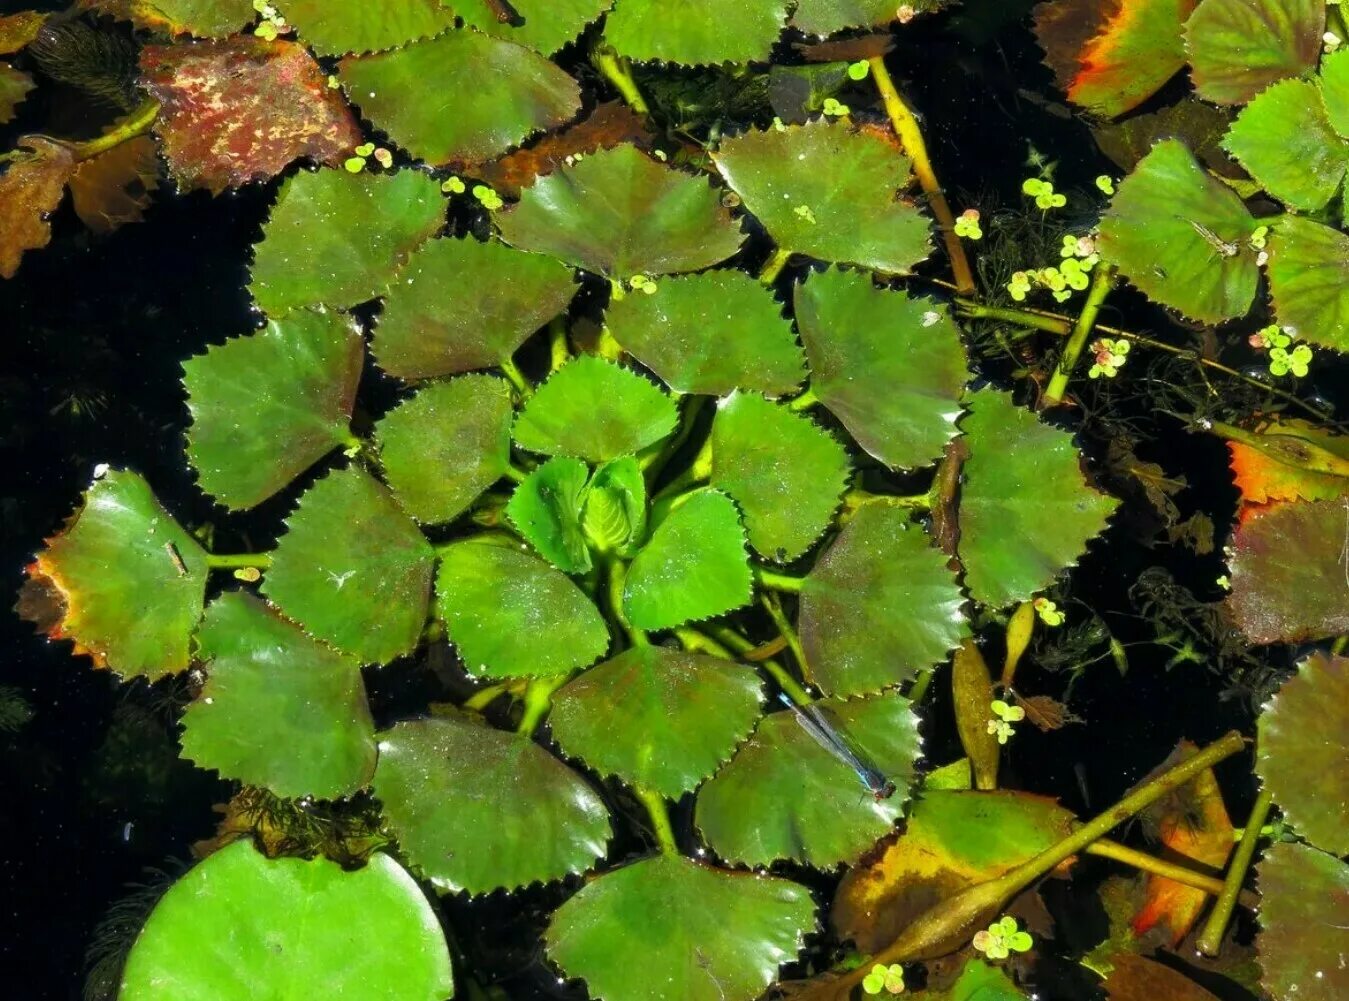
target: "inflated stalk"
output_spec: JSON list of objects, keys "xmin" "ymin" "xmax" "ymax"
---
[
  {"xmin": 686, "ymin": 625, "xmax": 813, "ymax": 705},
  {"xmin": 755, "ymin": 567, "xmax": 804, "ymax": 593},
  {"xmin": 6, "ymin": 99, "xmax": 161, "ymax": 166},
  {"xmin": 787, "ymin": 386, "xmax": 819, "ymax": 412},
  {"xmin": 1087, "ymin": 838, "xmax": 1255, "ymax": 907},
  {"xmin": 760, "ymin": 592, "xmax": 811, "ymax": 684},
  {"xmin": 867, "ymin": 57, "xmax": 974, "ymax": 296},
  {"xmin": 593, "ymin": 43, "xmax": 650, "ymax": 115},
  {"xmin": 635, "ymin": 787, "xmax": 678, "ymax": 854},
  {"xmin": 499, "ymin": 357, "xmax": 532, "ymax": 398},
  {"xmin": 759, "ymin": 247, "xmax": 792, "ymax": 286},
  {"xmin": 1196, "ymin": 784, "xmax": 1275, "ymax": 956},
  {"xmin": 1001, "ymin": 602, "xmax": 1035, "ymax": 689},
  {"xmin": 516, "ymin": 675, "xmax": 567, "ymax": 736},
  {"xmin": 1043, "ymin": 263, "xmax": 1115, "ymax": 405},
  {"xmin": 839, "ymin": 489, "xmax": 931, "ymax": 527},
  {"xmin": 548, "ymin": 317, "xmax": 569, "ymax": 373},
  {"xmin": 463, "ymin": 681, "xmax": 511, "ymax": 712},
  {"xmin": 604, "ymin": 558, "xmax": 648, "ymax": 646},
  {"xmin": 650, "ymin": 432, "xmax": 712, "ymax": 510},
  {"xmin": 643, "ymin": 395, "xmax": 708, "ymax": 478},
  {"xmin": 831, "ymin": 731, "xmax": 1246, "ymax": 993},
  {"xmin": 951, "ymin": 639, "xmax": 999, "ymax": 790},
  {"xmin": 204, "ymin": 552, "xmax": 272, "ymax": 571}
]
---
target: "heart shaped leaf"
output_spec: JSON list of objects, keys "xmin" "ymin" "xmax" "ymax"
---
[
  {"xmin": 800, "ymin": 505, "xmax": 967, "ymax": 697},
  {"xmin": 455, "ymin": 0, "xmax": 613, "ymax": 55},
  {"xmin": 958, "ymin": 390, "xmax": 1119, "ymax": 608},
  {"xmin": 1184, "ymin": 0, "xmax": 1323, "ymax": 105},
  {"xmin": 1255, "ymin": 841, "xmax": 1349, "ymax": 1001},
  {"xmin": 373, "ymin": 716, "xmax": 611, "ymax": 894},
  {"xmin": 1098, "ymin": 139, "xmax": 1258, "ymax": 323},
  {"xmin": 435, "ymin": 541, "xmax": 609, "ymax": 678},
  {"xmin": 604, "ymin": 270, "xmax": 804, "ymax": 396},
  {"xmin": 278, "ymin": 0, "xmax": 456, "ymax": 57},
  {"xmin": 794, "ymin": 267, "xmax": 967, "ymax": 470},
  {"xmin": 713, "ymin": 120, "xmax": 932, "ymax": 275},
  {"xmin": 339, "ymin": 31, "xmax": 582, "ymax": 166},
  {"xmin": 249, "ymin": 168, "xmax": 443, "ymax": 316},
  {"xmin": 183, "ymin": 309, "xmax": 363, "ymax": 510},
  {"xmin": 1266, "ymin": 215, "xmax": 1349, "ymax": 354},
  {"xmin": 261, "ymin": 466, "xmax": 435, "ymax": 664},
  {"xmin": 710, "ymin": 392, "xmax": 851, "ymax": 562},
  {"xmin": 181, "ymin": 591, "xmax": 376, "ymax": 800},
  {"xmin": 512, "ymin": 355, "xmax": 678, "ymax": 462},
  {"xmin": 496, "ymin": 144, "xmax": 745, "ymax": 277},
  {"xmin": 695, "ymin": 691, "xmax": 920, "ymax": 867},
  {"xmin": 546, "ymin": 853, "xmax": 815, "ymax": 1001},
  {"xmin": 18, "ymin": 470, "xmax": 207, "ymax": 680},
  {"xmin": 549, "ymin": 645, "xmax": 764, "ymax": 797},
  {"xmin": 119, "ymin": 840, "xmax": 454, "ymax": 1001},
  {"xmin": 374, "ymin": 375, "xmax": 515, "ymax": 524},
  {"xmin": 371, "ymin": 236, "xmax": 577, "ymax": 381},
  {"xmin": 506, "ymin": 456, "xmax": 594, "ymax": 574},
  {"xmin": 623, "ymin": 489, "xmax": 753, "ymax": 631},
  {"xmin": 604, "ymin": 0, "xmax": 789, "ymax": 66}
]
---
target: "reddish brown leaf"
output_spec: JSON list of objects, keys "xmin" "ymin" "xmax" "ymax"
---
[
  {"xmin": 1016, "ymin": 693, "xmax": 1080, "ymax": 732},
  {"xmin": 0, "ymin": 11, "xmax": 45, "ymax": 54},
  {"xmin": 0, "ymin": 62, "xmax": 34, "ymax": 124},
  {"xmin": 0, "ymin": 136, "xmax": 75, "ymax": 279},
  {"xmin": 139, "ymin": 38, "xmax": 363, "ymax": 194},
  {"xmin": 1228, "ymin": 420, "xmax": 1349, "ymax": 518},
  {"xmin": 69, "ymin": 134, "xmax": 160, "ymax": 234},
  {"xmin": 1103, "ymin": 954, "xmax": 1222, "ymax": 1001}
]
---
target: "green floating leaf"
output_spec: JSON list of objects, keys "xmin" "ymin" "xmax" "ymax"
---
[
  {"xmin": 184, "ymin": 309, "xmax": 362, "ymax": 510},
  {"xmin": 800, "ymin": 506, "xmax": 967, "ymax": 697},
  {"xmin": 455, "ymin": 0, "xmax": 613, "ymax": 55},
  {"xmin": 19, "ymin": 470, "xmax": 207, "ymax": 680},
  {"xmin": 262, "ymin": 466, "xmax": 435, "ymax": 664},
  {"xmin": 958, "ymin": 390, "xmax": 1118, "ymax": 609},
  {"xmin": 1257, "ymin": 652, "xmax": 1349, "ymax": 856},
  {"xmin": 1184, "ymin": 0, "xmax": 1323, "ymax": 106},
  {"xmin": 1098, "ymin": 139, "xmax": 1258, "ymax": 323},
  {"xmin": 181, "ymin": 592, "xmax": 376, "ymax": 800},
  {"xmin": 339, "ymin": 30, "xmax": 581, "ymax": 166},
  {"xmin": 696, "ymin": 691, "xmax": 919, "ymax": 867},
  {"xmin": 711, "ymin": 392, "xmax": 851, "ymax": 562},
  {"xmin": 506, "ymin": 456, "xmax": 593, "ymax": 574},
  {"xmin": 123, "ymin": 0, "xmax": 255, "ymax": 38},
  {"xmin": 119, "ymin": 840, "xmax": 454, "ymax": 1001},
  {"xmin": 546, "ymin": 853, "xmax": 814, "ymax": 1001},
  {"xmin": 791, "ymin": 0, "xmax": 939, "ymax": 35},
  {"xmin": 512, "ymin": 355, "xmax": 678, "ymax": 462},
  {"xmin": 1227, "ymin": 499, "xmax": 1349, "ymax": 645},
  {"xmin": 496, "ymin": 144, "xmax": 745, "ymax": 277},
  {"xmin": 1255, "ymin": 841, "xmax": 1349, "ymax": 1001},
  {"xmin": 249, "ymin": 168, "xmax": 443, "ymax": 316},
  {"xmin": 373, "ymin": 716, "xmax": 610, "ymax": 894},
  {"xmin": 932, "ymin": 959, "xmax": 1028, "ymax": 1001},
  {"xmin": 623, "ymin": 489, "xmax": 753, "ymax": 631},
  {"xmin": 375, "ymin": 376, "xmax": 514, "ymax": 524},
  {"xmin": 435, "ymin": 541, "xmax": 609, "ymax": 678},
  {"xmin": 604, "ymin": 270, "xmax": 804, "ymax": 397},
  {"xmin": 1221, "ymin": 79, "xmax": 1349, "ymax": 212},
  {"xmin": 1266, "ymin": 215, "xmax": 1349, "ymax": 354},
  {"xmin": 1320, "ymin": 48, "xmax": 1349, "ymax": 139},
  {"xmin": 278, "ymin": 0, "xmax": 457, "ymax": 57},
  {"xmin": 713, "ymin": 119, "xmax": 932, "ymax": 275},
  {"xmin": 549, "ymin": 645, "xmax": 764, "ymax": 797},
  {"xmin": 604, "ymin": 0, "xmax": 788, "ymax": 66},
  {"xmin": 371, "ymin": 236, "xmax": 577, "ymax": 381},
  {"xmin": 794, "ymin": 267, "xmax": 967, "ymax": 470}
]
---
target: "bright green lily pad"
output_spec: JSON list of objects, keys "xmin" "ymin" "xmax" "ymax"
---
[
  {"xmin": 512, "ymin": 355, "xmax": 678, "ymax": 462},
  {"xmin": 604, "ymin": 270, "xmax": 805, "ymax": 397},
  {"xmin": 1266, "ymin": 215, "xmax": 1349, "ymax": 354},
  {"xmin": 1184, "ymin": 0, "xmax": 1323, "ymax": 106},
  {"xmin": 1227, "ymin": 499, "xmax": 1349, "ymax": 645},
  {"xmin": 19, "ymin": 470, "xmax": 208, "ymax": 680},
  {"xmin": 277, "ymin": 0, "xmax": 457, "ymax": 57},
  {"xmin": 958, "ymin": 390, "xmax": 1119, "ymax": 609},
  {"xmin": 120, "ymin": 840, "xmax": 453, "ymax": 1000},
  {"xmin": 455, "ymin": 0, "xmax": 613, "ymax": 55},
  {"xmin": 623, "ymin": 489, "xmax": 753, "ymax": 631},
  {"xmin": 1098, "ymin": 139, "xmax": 1258, "ymax": 323},
  {"xmin": 505, "ymin": 456, "xmax": 593, "ymax": 574},
  {"xmin": 581, "ymin": 456, "xmax": 647, "ymax": 557},
  {"xmin": 261, "ymin": 466, "xmax": 435, "ymax": 664},
  {"xmin": 1321, "ymin": 48, "xmax": 1349, "ymax": 139},
  {"xmin": 181, "ymin": 591, "xmax": 376, "ymax": 800},
  {"xmin": 371, "ymin": 236, "xmax": 577, "ymax": 381},
  {"xmin": 794, "ymin": 268, "xmax": 967, "ymax": 470},
  {"xmin": 791, "ymin": 0, "xmax": 942, "ymax": 35},
  {"xmin": 338, "ymin": 30, "xmax": 582, "ymax": 166},
  {"xmin": 374, "ymin": 376, "xmax": 515, "ymax": 524},
  {"xmin": 604, "ymin": 0, "xmax": 788, "ymax": 66},
  {"xmin": 248, "ymin": 168, "xmax": 443, "ymax": 316},
  {"xmin": 696, "ymin": 691, "xmax": 919, "ymax": 867},
  {"xmin": 183, "ymin": 309, "xmax": 363, "ymax": 510},
  {"xmin": 1221, "ymin": 79, "xmax": 1349, "ymax": 212},
  {"xmin": 710, "ymin": 392, "xmax": 851, "ymax": 562},
  {"xmin": 713, "ymin": 120, "xmax": 932, "ymax": 275},
  {"xmin": 549, "ymin": 645, "xmax": 764, "ymax": 797},
  {"xmin": 373, "ymin": 716, "xmax": 611, "ymax": 894},
  {"xmin": 495, "ymin": 144, "xmax": 745, "ymax": 277},
  {"xmin": 546, "ymin": 853, "xmax": 814, "ymax": 1001},
  {"xmin": 800, "ymin": 505, "xmax": 967, "ymax": 697},
  {"xmin": 435, "ymin": 541, "xmax": 609, "ymax": 678},
  {"xmin": 1255, "ymin": 841, "xmax": 1349, "ymax": 1001},
  {"xmin": 1257, "ymin": 652, "xmax": 1349, "ymax": 856}
]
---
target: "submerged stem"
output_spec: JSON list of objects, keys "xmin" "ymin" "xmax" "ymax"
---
[
  {"xmin": 1043, "ymin": 263, "xmax": 1115, "ymax": 405},
  {"xmin": 1196, "ymin": 785, "xmax": 1275, "ymax": 956}
]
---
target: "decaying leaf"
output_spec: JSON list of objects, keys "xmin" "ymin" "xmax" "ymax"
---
[
  {"xmin": 0, "ymin": 136, "xmax": 75, "ymax": 279},
  {"xmin": 68, "ymin": 134, "xmax": 160, "ymax": 234},
  {"xmin": 0, "ymin": 62, "xmax": 35, "ymax": 123},
  {"xmin": 0, "ymin": 12, "xmax": 45, "ymax": 55}
]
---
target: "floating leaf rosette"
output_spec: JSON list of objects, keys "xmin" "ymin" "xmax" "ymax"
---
[
  {"xmin": 604, "ymin": 0, "xmax": 789, "ymax": 66},
  {"xmin": 373, "ymin": 716, "xmax": 611, "ymax": 894}
]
